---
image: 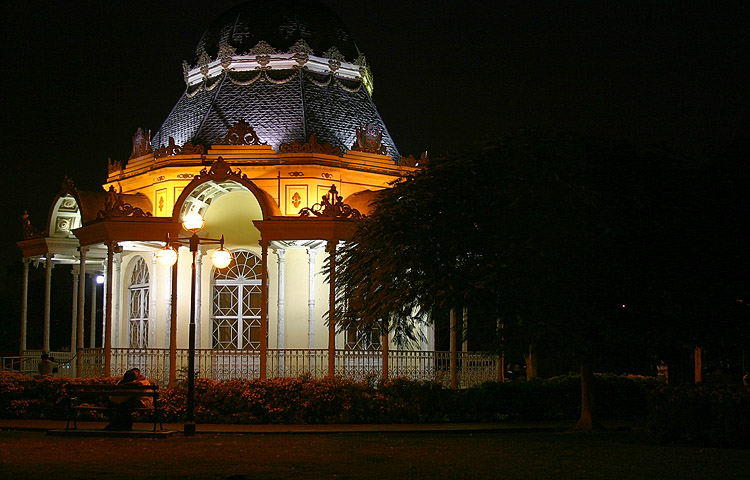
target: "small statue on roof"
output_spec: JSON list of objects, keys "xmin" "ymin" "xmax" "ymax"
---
[
  {"xmin": 130, "ymin": 128, "xmax": 152, "ymax": 159},
  {"xmin": 22, "ymin": 210, "xmax": 42, "ymax": 239},
  {"xmin": 351, "ymin": 122, "xmax": 387, "ymax": 155}
]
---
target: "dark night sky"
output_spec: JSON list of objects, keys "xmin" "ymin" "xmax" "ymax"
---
[{"xmin": 1, "ymin": 0, "xmax": 748, "ymax": 276}]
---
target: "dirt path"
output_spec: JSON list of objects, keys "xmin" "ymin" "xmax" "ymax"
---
[{"xmin": 2, "ymin": 430, "xmax": 748, "ymax": 479}]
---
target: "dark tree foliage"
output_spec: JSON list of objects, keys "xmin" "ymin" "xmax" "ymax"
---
[
  {"xmin": 335, "ymin": 132, "xmax": 640, "ymax": 358},
  {"xmin": 334, "ymin": 132, "xmax": 749, "ymax": 387}
]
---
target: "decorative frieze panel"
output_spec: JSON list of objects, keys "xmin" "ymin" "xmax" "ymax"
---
[{"xmin": 285, "ymin": 185, "xmax": 308, "ymax": 215}]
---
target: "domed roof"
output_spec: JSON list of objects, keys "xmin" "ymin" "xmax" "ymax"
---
[
  {"xmin": 194, "ymin": 0, "xmax": 361, "ymax": 64},
  {"xmin": 151, "ymin": 0, "xmax": 401, "ymax": 160}
]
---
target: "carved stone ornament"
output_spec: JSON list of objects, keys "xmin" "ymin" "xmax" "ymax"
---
[
  {"xmin": 248, "ymin": 40, "xmax": 279, "ymax": 56},
  {"xmin": 198, "ymin": 51, "xmax": 211, "ymax": 78},
  {"xmin": 400, "ymin": 151, "xmax": 430, "ymax": 167},
  {"xmin": 218, "ymin": 120, "xmax": 267, "ymax": 145},
  {"xmin": 97, "ymin": 185, "xmax": 153, "ymax": 220},
  {"xmin": 218, "ymin": 42, "xmax": 237, "ymax": 69},
  {"xmin": 22, "ymin": 210, "xmax": 42, "ymax": 239},
  {"xmin": 130, "ymin": 128, "xmax": 152, "ymax": 159},
  {"xmin": 154, "ymin": 137, "xmax": 206, "ymax": 158},
  {"xmin": 288, "ymin": 39, "xmax": 314, "ymax": 55},
  {"xmin": 350, "ymin": 123, "xmax": 387, "ymax": 155},
  {"xmin": 324, "ymin": 46, "xmax": 345, "ymax": 72},
  {"xmin": 196, "ymin": 156, "xmax": 248, "ymax": 183},
  {"xmin": 299, "ymin": 184, "xmax": 363, "ymax": 219},
  {"xmin": 279, "ymin": 133, "xmax": 342, "ymax": 156}
]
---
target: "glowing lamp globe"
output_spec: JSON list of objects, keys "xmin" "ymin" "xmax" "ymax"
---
[
  {"xmin": 211, "ymin": 248, "xmax": 232, "ymax": 269},
  {"xmin": 157, "ymin": 246, "xmax": 178, "ymax": 266},
  {"xmin": 182, "ymin": 212, "xmax": 205, "ymax": 232}
]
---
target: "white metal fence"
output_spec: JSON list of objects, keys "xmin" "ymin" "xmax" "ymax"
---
[{"xmin": 11, "ymin": 348, "xmax": 500, "ymax": 389}]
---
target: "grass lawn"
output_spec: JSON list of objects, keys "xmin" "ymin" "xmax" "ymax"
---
[{"xmin": 2, "ymin": 428, "xmax": 747, "ymax": 479}]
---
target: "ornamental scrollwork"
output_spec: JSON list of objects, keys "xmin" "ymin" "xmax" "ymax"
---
[
  {"xmin": 350, "ymin": 123, "xmax": 387, "ymax": 155},
  {"xmin": 154, "ymin": 137, "xmax": 206, "ymax": 159},
  {"xmin": 196, "ymin": 157, "xmax": 247, "ymax": 183},
  {"xmin": 218, "ymin": 42, "xmax": 236, "ymax": 69},
  {"xmin": 400, "ymin": 151, "xmax": 430, "ymax": 167},
  {"xmin": 299, "ymin": 184, "xmax": 363, "ymax": 219},
  {"xmin": 279, "ymin": 133, "xmax": 342, "ymax": 156},
  {"xmin": 218, "ymin": 120, "xmax": 267, "ymax": 146},
  {"xmin": 97, "ymin": 185, "xmax": 152, "ymax": 220}
]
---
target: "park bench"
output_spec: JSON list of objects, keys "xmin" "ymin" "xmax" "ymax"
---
[{"xmin": 65, "ymin": 383, "xmax": 164, "ymax": 431}]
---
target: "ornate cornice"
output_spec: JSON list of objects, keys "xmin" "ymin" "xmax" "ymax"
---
[
  {"xmin": 182, "ymin": 40, "xmax": 368, "ymax": 89},
  {"xmin": 280, "ymin": 133, "xmax": 342, "ymax": 156},
  {"xmin": 299, "ymin": 184, "xmax": 363, "ymax": 219}
]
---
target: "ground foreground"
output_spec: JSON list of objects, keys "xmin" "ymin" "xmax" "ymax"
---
[{"xmin": 1, "ymin": 428, "xmax": 748, "ymax": 479}]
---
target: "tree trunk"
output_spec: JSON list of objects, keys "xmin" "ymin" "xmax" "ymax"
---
[
  {"xmin": 575, "ymin": 363, "xmax": 603, "ymax": 430},
  {"xmin": 524, "ymin": 344, "xmax": 538, "ymax": 380},
  {"xmin": 694, "ymin": 346, "xmax": 703, "ymax": 384}
]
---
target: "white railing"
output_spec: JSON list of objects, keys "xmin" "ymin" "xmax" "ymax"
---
[{"xmin": 72, "ymin": 348, "xmax": 500, "ymax": 388}]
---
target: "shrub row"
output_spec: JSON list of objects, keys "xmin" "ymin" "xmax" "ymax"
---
[
  {"xmin": 0, "ymin": 371, "xmax": 657, "ymax": 424},
  {"xmin": 648, "ymin": 385, "xmax": 750, "ymax": 448}
]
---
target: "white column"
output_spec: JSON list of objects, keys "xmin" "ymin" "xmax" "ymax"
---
[
  {"xmin": 20, "ymin": 258, "xmax": 30, "ymax": 354},
  {"xmin": 71, "ymin": 266, "xmax": 79, "ymax": 353},
  {"xmin": 43, "ymin": 254, "xmax": 54, "ymax": 353},
  {"xmin": 150, "ymin": 253, "xmax": 158, "ymax": 348},
  {"xmin": 276, "ymin": 248, "xmax": 286, "ymax": 350},
  {"xmin": 113, "ymin": 254, "xmax": 122, "ymax": 348},
  {"xmin": 306, "ymin": 247, "xmax": 319, "ymax": 349},
  {"xmin": 90, "ymin": 271, "xmax": 97, "ymax": 347},
  {"xmin": 195, "ymin": 252, "xmax": 203, "ymax": 349},
  {"xmin": 165, "ymin": 258, "xmax": 173, "ymax": 349},
  {"xmin": 101, "ymin": 262, "xmax": 109, "ymax": 348},
  {"xmin": 76, "ymin": 247, "xmax": 88, "ymax": 375}
]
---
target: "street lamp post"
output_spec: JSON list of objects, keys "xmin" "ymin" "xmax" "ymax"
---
[{"xmin": 157, "ymin": 212, "xmax": 232, "ymax": 436}]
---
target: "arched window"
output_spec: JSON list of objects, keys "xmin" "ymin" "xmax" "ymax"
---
[
  {"xmin": 212, "ymin": 250, "xmax": 262, "ymax": 350},
  {"xmin": 128, "ymin": 257, "xmax": 150, "ymax": 348}
]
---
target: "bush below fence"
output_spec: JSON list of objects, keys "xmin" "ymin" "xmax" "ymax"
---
[
  {"xmin": 0, "ymin": 371, "xmax": 659, "ymax": 424},
  {"xmin": 4, "ymin": 371, "xmax": 746, "ymax": 447},
  {"xmin": 647, "ymin": 384, "xmax": 750, "ymax": 448}
]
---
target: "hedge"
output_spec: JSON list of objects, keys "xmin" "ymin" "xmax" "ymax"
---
[{"xmin": 0, "ymin": 371, "xmax": 657, "ymax": 425}]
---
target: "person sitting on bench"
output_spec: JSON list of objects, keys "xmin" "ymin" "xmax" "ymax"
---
[{"xmin": 105, "ymin": 368, "xmax": 153, "ymax": 431}]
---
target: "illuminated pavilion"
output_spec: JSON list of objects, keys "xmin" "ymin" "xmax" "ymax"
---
[{"xmin": 16, "ymin": 0, "xmax": 497, "ymax": 387}]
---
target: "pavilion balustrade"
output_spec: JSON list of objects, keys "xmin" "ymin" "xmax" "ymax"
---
[{"xmin": 68, "ymin": 348, "xmax": 501, "ymax": 388}]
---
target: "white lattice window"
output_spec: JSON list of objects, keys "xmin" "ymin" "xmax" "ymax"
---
[
  {"xmin": 212, "ymin": 250, "xmax": 262, "ymax": 350},
  {"xmin": 128, "ymin": 257, "xmax": 150, "ymax": 348},
  {"xmin": 345, "ymin": 324, "xmax": 382, "ymax": 351}
]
